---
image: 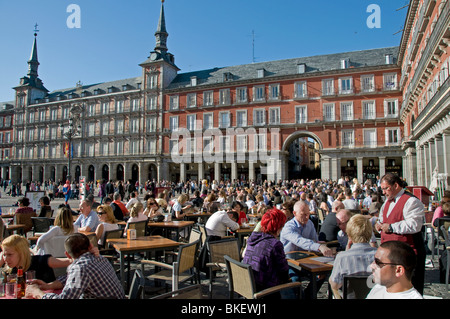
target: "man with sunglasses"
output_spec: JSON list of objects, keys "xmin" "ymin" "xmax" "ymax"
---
[
  {"xmin": 367, "ymin": 240, "xmax": 423, "ymax": 299},
  {"xmin": 374, "ymin": 173, "xmax": 425, "ymax": 294}
]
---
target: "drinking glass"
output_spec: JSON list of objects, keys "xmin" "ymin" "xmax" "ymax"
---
[
  {"xmin": 5, "ymin": 282, "xmax": 16, "ymax": 299},
  {"xmin": 26, "ymin": 270, "xmax": 36, "ymax": 284},
  {"xmin": 0, "ymin": 283, "xmax": 5, "ymax": 297},
  {"xmin": 7, "ymin": 274, "xmax": 17, "ymax": 283}
]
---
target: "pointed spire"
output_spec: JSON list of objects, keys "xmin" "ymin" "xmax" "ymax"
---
[
  {"xmin": 27, "ymin": 25, "xmax": 40, "ymax": 79},
  {"xmin": 154, "ymin": 0, "xmax": 168, "ymax": 53}
]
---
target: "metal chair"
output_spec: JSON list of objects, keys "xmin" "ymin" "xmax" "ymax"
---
[
  {"xmin": 440, "ymin": 225, "xmax": 450, "ymax": 290},
  {"xmin": 127, "ymin": 220, "xmax": 148, "ymax": 237},
  {"xmin": 342, "ymin": 273, "xmax": 372, "ymax": 299},
  {"xmin": 128, "ymin": 269, "xmax": 146, "ymax": 299},
  {"xmin": 206, "ymin": 238, "xmax": 240, "ymax": 298},
  {"xmin": 99, "ymin": 228, "xmax": 124, "ymax": 255},
  {"xmin": 150, "ymin": 284, "xmax": 205, "ymax": 299},
  {"xmin": 31, "ymin": 217, "xmax": 53, "ymax": 235},
  {"xmin": 141, "ymin": 239, "xmax": 200, "ymax": 292},
  {"xmin": 224, "ymin": 255, "xmax": 302, "ymax": 299},
  {"xmin": 437, "ymin": 219, "xmax": 450, "ymax": 259}
]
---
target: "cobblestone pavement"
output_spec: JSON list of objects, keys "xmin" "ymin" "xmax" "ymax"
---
[{"xmin": 1, "ymin": 193, "xmax": 448, "ymax": 299}]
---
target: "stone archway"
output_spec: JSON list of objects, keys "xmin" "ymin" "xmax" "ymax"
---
[{"xmin": 281, "ymin": 130, "xmax": 323, "ymax": 180}]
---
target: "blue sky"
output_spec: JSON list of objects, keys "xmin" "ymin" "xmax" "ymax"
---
[{"xmin": 0, "ymin": 0, "xmax": 408, "ymax": 101}]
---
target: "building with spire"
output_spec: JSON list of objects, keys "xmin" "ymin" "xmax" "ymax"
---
[{"xmin": 2, "ymin": 1, "xmax": 437, "ymax": 187}]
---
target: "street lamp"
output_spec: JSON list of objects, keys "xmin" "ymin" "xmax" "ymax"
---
[{"xmin": 59, "ymin": 107, "xmax": 82, "ymax": 182}]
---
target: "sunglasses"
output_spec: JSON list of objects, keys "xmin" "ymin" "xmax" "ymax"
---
[
  {"xmin": 97, "ymin": 212, "xmax": 105, "ymax": 215},
  {"xmin": 373, "ymin": 257, "xmax": 399, "ymax": 268}
]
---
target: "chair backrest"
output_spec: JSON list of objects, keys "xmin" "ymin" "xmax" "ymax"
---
[
  {"xmin": 102, "ymin": 228, "xmax": 124, "ymax": 248},
  {"xmin": 127, "ymin": 220, "xmax": 147, "ymax": 237},
  {"xmin": 440, "ymin": 225, "xmax": 450, "ymax": 244},
  {"xmin": 188, "ymin": 227, "xmax": 202, "ymax": 244},
  {"xmin": 438, "ymin": 219, "xmax": 450, "ymax": 241},
  {"xmin": 15, "ymin": 211, "xmax": 36, "ymax": 233},
  {"xmin": 343, "ymin": 273, "xmax": 372, "ymax": 299},
  {"xmin": 32, "ymin": 217, "xmax": 52, "ymax": 234},
  {"xmin": 317, "ymin": 208, "xmax": 325, "ymax": 222},
  {"xmin": 177, "ymin": 239, "xmax": 200, "ymax": 274},
  {"xmin": 197, "ymin": 224, "xmax": 207, "ymax": 246},
  {"xmin": 86, "ymin": 233, "xmax": 98, "ymax": 248},
  {"xmin": 207, "ymin": 238, "xmax": 240, "ymax": 271},
  {"xmin": 128, "ymin": 269, "xmax": 145, "ymax": 299},
  {"xmin": 224, "ymin": 255, "xmax": 257, "ymax": 299}
]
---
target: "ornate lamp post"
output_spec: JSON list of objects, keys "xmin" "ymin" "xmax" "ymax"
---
[{"xmin": 59, "ymin": 104, "xmax": 82, "ymax": 181}]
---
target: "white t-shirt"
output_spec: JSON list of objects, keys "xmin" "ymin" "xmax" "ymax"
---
[{"xmin": 366, "ymin": 284, "xmax": 423, "ymax": 299}]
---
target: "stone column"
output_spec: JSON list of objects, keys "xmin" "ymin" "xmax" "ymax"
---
[
  {"xmin": 443, "ymin": 132, "xmax": 450, "ymax": 188},
  {"xmin": 331, "ymin": 157, "xmax": 340, "ymax": 181},
  {"xmin": 320, "ymin": 155, "xmax": 331, "ymax": 180},
  {"xmin": 357, "ymin": 157, "xmax": 364, "ymax": 183},
  {"xmin": 379, "ymin": 156, "xmax": 386, "ymax": 177},
  {"xmin": 179, "ymin": 163, "xmax": 186, "ymax": 182},
  {"xmin": 249, "ymin": 160, "xmax": 255, "ymax": 182},
  {"xmin": 198, "ymin": 162, "xmax": 204, "ymax": 181},
  {"xmin": 214, "ymin": 162, "xmax": 221, "ymax": 182},
  {"xmin": 423, "ymin": 143, "xmax": 429, "ymax": 187},
  {"xmin": 231, "ymin": 162, "xmax": 237, "ymax": 182},
  {"xmin": 435, "ymin": 134, "xmax": 445, "ymax": 173}
]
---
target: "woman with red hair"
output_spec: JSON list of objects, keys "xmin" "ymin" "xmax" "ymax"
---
[{"xmin": 242, "ymin": 208, "xmax": 291, "ymax": 297}]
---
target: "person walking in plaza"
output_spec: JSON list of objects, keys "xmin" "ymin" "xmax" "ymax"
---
[{"xmin": 374, "ymin": 172, "xmax": 426, "ymax": 294}]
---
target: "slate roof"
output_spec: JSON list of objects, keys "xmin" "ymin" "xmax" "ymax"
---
[
  {"xmin": 45, "ymin": 76, "xmax": 143, "ymax": 100},
  {"xmin": 20, "ymin": 46, "xmax": 398, "ymax": 102},
  {"xmin": 167, "ymin": 46, "xmax": 399, "ymax": 90}
]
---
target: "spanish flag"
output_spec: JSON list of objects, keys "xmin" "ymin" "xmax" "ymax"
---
[{"xmin": 64, "ymin": 142, "xmax": 70, "ymax": 158}]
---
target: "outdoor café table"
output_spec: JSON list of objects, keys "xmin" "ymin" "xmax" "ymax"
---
[
  {"xmin": 1, "ymin": 214, "xmax": 15, "ymax": 219},
  {"xmin": 232, "ymin": 225, "xmax": 255, "ymax": 249},
  {"xmin": 147, "ymin": 220, "xmax": 194, "ymax": 240},
  {"xmin": 184, "ymin": 211, "xmax": 212, "ymax": 223},
  {"xmin": 286, "ymin": 251, "xmax": 334, "ymax": 299},
  {"xmin": 6, "ymin": 223, "xmax": 25, "ymax": 235},
  {"xmin": 106, "ymin": 235, "xmax": 180, "ymax": 290}
]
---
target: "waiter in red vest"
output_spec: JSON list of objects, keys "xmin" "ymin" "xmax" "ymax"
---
[{"xmin": 375, "ymin": 173, "xmax": 426, "ymax": 295}]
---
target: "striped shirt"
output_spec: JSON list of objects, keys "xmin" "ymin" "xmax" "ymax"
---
[{"xmin": 42, "ymin": 252, "xmax": 125, "ymax": 299}]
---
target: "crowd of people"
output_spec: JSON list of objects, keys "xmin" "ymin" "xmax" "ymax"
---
[{"xmin": 0, "ymin": 172, "xmax": 448, "ymax": 299}]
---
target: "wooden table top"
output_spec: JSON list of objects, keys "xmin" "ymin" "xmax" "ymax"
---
[
  {"xmin": 106, "ymin": 235, "xmax": 180, "ymax": 252},
  {"xmin": 1, "ymin": 214, "xmax": 15, "ymax": 219},
  {"xmin": 147, "ymin": 220, "xmax": 194, "ymax": 228},
  {"xmin": 185, "ymin": 212, "xmax": 212, "ymax": 217},
  {"xmin": 235, "ymin": 226, "xmax": 255, "ymax": 233},
  {"xmin": 6, "ymin": 224, "xmax": 25, "ymax": 230},
  {"xmin": 286, "ymin": 251, "xmax": 334, "ymax": 273}
]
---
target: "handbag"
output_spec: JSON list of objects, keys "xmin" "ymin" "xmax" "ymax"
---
[{"xmin": 152, "ymin": 215, "xmax": 165, "ymax": 222}]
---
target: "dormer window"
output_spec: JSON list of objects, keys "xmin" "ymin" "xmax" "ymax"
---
[
  {"xmin": 257, "ymin": 69, "xmax": 265, "ymax": 78},
  {"xmin": 108, "ymin": 87, "xmax": 115, "ymax": 93},
  {"xmin": 223, "ymin": 72, "xmax": 233, "ymax": 82},
  {"xmin": 340, "ymin": 58, "xmax": 350, "ymax": 69},
  {"xmin": 94, "ymin": 89, "xmax": 100, "ymax": 95},
  {"xmin": 298, "ymin": 63, "xmax": 306, "ymax": 74},
  {"xmin": 122, "ymin": 84, "xmax": 129, "ymax": 91},
  {"xmin": 190, "ymin": 76, "xmax": 197, "ymax": 86}
]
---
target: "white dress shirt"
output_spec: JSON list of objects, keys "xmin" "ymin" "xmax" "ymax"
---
[{"xmin": 378, "ymin": 189, "xmax": 424, "ymax": 234}]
